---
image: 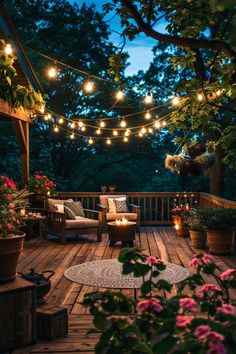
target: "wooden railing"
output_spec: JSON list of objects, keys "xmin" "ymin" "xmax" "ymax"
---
[
  {"xmin": 199, "ymin": 193, "xmax": 236, "ymax": 209},
  {"xmin": 58, "ymin": 192, "xmax": 200, "ymax": 225}
]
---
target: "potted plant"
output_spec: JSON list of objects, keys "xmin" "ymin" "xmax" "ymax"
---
[
  {"xmin": 184, "ymin": 208, "xmax": 207, "ymax": 248},
  {"xmin": 202, "ymin": 208, "xmax": 236, "ymax": 255},
  {"xmin": 100, "ymin": 185, "xmax": 107, "ymax": 193},
  {"xmin": 171, "ymin": 204, "xmax": 191, "ymax": 237},
  {"xmin": 109, "ymin": 184, "xmax": 116, "ymax": 193},
  {"xmin": 28, "ymin": 172, "xmax": 57, "ymax": 207},
  {"xmin": 0, "ymin": 175, "xmax": 31, "ymax": 283}
]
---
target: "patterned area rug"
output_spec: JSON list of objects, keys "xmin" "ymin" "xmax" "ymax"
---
[{"xmin": 64, "ymin": 259, "xmax": 189, "ymax": 289}]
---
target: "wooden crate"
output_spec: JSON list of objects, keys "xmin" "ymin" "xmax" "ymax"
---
[
  {"xmin": 0, "ymin": 277, "xmax": 37, "ymax": 352},
  {"xmin": 37, "ymin": 304, "xmax": 68, "ymax": 340}
]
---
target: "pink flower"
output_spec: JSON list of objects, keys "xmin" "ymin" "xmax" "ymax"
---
[
  {"xmin": 207, "ymin": 342, "xmax": 227, "ymax": 354},
  {"xmin": 9, "ymin": 209, "xmax": 15, "ymax": 214},
  {"xmin": 179, "ymin": 297, "xmax": 197, "ymax": 312},
  {"xmin": 198, "ymin": 284, "xmax": 222, "ymax": 294},
  {"xmin": 202, "ymin": 254, "xmax": 214, "ymax": 264},
  {"xmin": 149, "ymin": 298, "xmax": 164, "ymax": 312},
  {"xmin": 6, "ymin": 194, "xmax": 11, "ymax": 200},
  {"xmin": 145, "ymin": 256, "xmax": 164, "ymax": 265},
  {"xmin": 7, "ymin": 223, "xmax": 13, "ymax": 230},
  {"xmin": 9, "ymin": 202, "xmax": 15, "ymax": 208},
  {"xmin": 137, "ymin": 300, "xmax": 150, "ymax": 312},
  {"xmin": 207, "ymin": 331, "xmax": 224, "ymax": 343},
  {"xmin": 176, "ymin": 315, "xmax": 194, "ymax": 328},
  {"xmin": 190, "ymin": 257, "xmax": 200, "ymax": 268},
  {"xmin": 194, "ymin": 325, "xmax": 211, "ymax": 341},
  {"xmin": 3, "ymin": 183, "xmax": 7, "ymax": 188},
  {"xmin": 217, "ymin": 304, "xmax": 236, "ymax": 315},
  {"xmin": 220, "ymin": 269, "xmax": 236, "ymax": 281}
]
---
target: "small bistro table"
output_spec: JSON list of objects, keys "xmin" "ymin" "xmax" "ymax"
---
[
  {"xmin": 107, "ymin": 221, "xmax": 136, "ymax": 247},
  {"xmin": 22, "ymin": 214, "xmax": 48, "ymax": 241}
]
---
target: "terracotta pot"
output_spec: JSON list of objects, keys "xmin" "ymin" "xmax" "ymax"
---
[
  {"xmin": 100, "ymin": 185, "xmax": 107, "ymax": 193},
  {"xmin": 172, "ymin": 216, "xmax": 189, "ymax": 237},
  {"xmin": 189, "ymin": 230, "xmax": 207, "ymax": 249},
  {"xmin": 0, "ymin": 231, "xmax": 25, "ymax": 283},
  {"xmin": 109, "ymin": 186, "xmax": 116, "ymax": 193},
  {"xmin": 206, "ymin": 229, "xmax": 233, "ymax": 255}
]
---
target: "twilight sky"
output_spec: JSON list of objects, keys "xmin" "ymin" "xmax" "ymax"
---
[{"xmin": 77, "ymin": 0, "xmax": 166, "ymax": 76}]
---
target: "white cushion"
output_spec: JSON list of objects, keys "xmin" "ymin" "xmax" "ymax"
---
[
  {"xmin": 107, "ymin": 197, "xmax": 126, "ymax": 213},
  {"xmin": 106, "ymin": 213, "xmax": 137, "ymax": 221},
  {"xmin": 54, "ymin": 204, "xmax": 64, "ymax": 213},
  {"xmin": 48, "ymin": 198, "xmax": 73, "ymax": 211},
  {"xmin": 65, "ymin": 217, "xmax": 99, "ymax": 229},
  {"xmin": 99, "ymin": 195, "xmax": 127, "ymax": 208}
]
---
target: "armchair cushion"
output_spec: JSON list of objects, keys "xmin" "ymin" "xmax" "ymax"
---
[
  {"xmin": 99, "ymin": 195, "xmax": 127, "ymax": 209},
  {"xmin": 54, "ymin": 204, "xmax": 64, "ymax": 213},
  {"xmin": 106, "ymin": 212, "xmax": 137, "ymax": 221},
  {"xmin": 64, "ymin": 205, "xmax": 76, "ymax": 220},
  {"xmin": 48, "ymin": 198, "xmax": 73, "ymax": 211},
  {"xmin": 65, "ymin": 217, "xmax": 99, "ymax": 229},
  {"xmin": 114, "ymin": 199, "xmax": 128, "ymax": 213},
  {"xmin": 64, "ymin": 201, "xmax": 85, "ymax": 217}
]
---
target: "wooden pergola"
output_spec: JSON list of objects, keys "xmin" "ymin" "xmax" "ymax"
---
[{"xmin": 0, "ymin": 3, "xmax": 43, "ymax": 184}]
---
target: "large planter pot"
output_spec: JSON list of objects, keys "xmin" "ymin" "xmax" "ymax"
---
[
  {"xmin": 189, "ymin": 230, "xmax": 207, "ymax": 249},
  {"xmin": 172, "ymin": 216, "xmax": 189, "ymax": 237},
  {"xmin": 206, "ymin": 229, "xmax": 233, "ymax": 255},
  {"xmin": 0, "ymin": 231, "xmax": 25, "ymax": 283}
]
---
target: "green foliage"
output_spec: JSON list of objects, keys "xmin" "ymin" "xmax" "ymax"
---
[
  {"xmin": 184, "ymin": 208, "xmax": 206, "ymax": 231},
  {"xmin": 200, "ymin": 208, "xmax": 236, "ymax": 230}
]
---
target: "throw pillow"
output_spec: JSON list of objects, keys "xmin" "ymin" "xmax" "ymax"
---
[
  {"xmin": 114, "ymin": 199, "xmax": 128, "ymax": 213},
  {"xmin": 47, "ymin": 198, "xmax": 73, "ymax": 210},
  {"xmin": 64, "ymin": 206, "xmax": 76, "ymax": 220},
  {"xmin": 53, "ymin": 204, "xmax": 64, "ymax": 213},
  {"xmin": 64, "ymin": 201, "xmax": 85, "ymax": 217},
  {"xmin": 107, "ymin": 197, "xmax": 127, "ymax": 213}
]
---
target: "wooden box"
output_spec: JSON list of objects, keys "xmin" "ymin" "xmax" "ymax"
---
[
  {"xmin": 37, "ymin": 304, "xmax": 68, "ymax": 340},
  {"xmin": 0, "ymin": 277, "xmax": 37, "ymax": 352}
]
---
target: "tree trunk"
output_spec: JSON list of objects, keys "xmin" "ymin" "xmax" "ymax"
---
[{"xmin": 208, "ymin": 148, "xmax": 225, "ymax": 196}]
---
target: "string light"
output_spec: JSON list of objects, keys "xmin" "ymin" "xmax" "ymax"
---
[
  {"xmin": 171, "ymin": 95, "xmax": 179, "ymax": 106},
  {"xmin": 70, "ymin": 122, "xmax": 75, "ymax": 129},
  {"xmin": 148, "ymin": 128, "xmax": 153, "ymax": 133},
  {"xmin": 100, "ymin": 121, "xmax": 105, "ymax": 127},
  {"xmin": 162, "ymin": 121, "xmax": 167, "ymax": 127},
  {"xmin": 216, "ymin": 89, "xmax": 221, "ymax": 96},
  {"xmin": 54, "ymin": 126, "xmax": 59, "ymax": 132},
  {"xmin": 120, "ymin": 119, "xmax": 126, "ymax": 128},
  {"xmin": 113, "ymin": 130, "xmax": 118, "ymax": 136},
  {"xmin": 70, "ymin": 132, "xmax": 75, "ymax": 139},
  {"xmin": 88, "ymin": 137, "xmax": 94, "ymax": 144},
  {"xmin": 44, "ymin": 113, "xmax": 52, "ymax": 121},
  {"xmin": 154, "ymin": 121, "xmax": 161, "ymax": 129},
  {"xmin": 81, "ymin": 126, "xmax": 86, "ymax": 131},
  {"xmin": 197, "ymin": 93, "xmax": 204, "ymax": 101},
  {"xmin": 96, "ymin": 128, "xmax": 101, "ymax": 135},
  {"xmin": 58, "ymin": 118, "xmax": 64, "ymax": 124},
  {"xmin": 78, "ymin": 121, "xmax": 84, "ymax": 128},
  {"xmin": 145, "ymin": 111, "xmax": 151, "ymax": 119},
  {"xmin": 124, "ymin": 137, "xmax": 128, "ymax": 142},
  {"xmin": 39, "ymin": 105, "xmax": 45, "ymax": 113},
  {"xmin": 124, "ymin": 129, "xmax": 130, "ymax": 136},
  {"xmin": 116, "ymin": 89, "xmax": 124, "ymax": 100},
  {"xmin": 138, "ymin": 132, "xmax": 143, "ymax": 137},
  {"xmin": 4, "ymin": 43, "xmax": 13, "ymax": 55},
  {"xmin": 144, "ymin": 91, "xmax": 153, "ymax": 104},
  {"xmin": 106, "ymin": 138, "xmax": 111, "ymax": 145},
  {"xmin": 48, "ymin": 66, "xmax": 58, "ymax": 78},
  {"xmin": 84, "ymin": 79, "xmax": 94, "ymax": 93},
  {"xmin": 141, "ymin": 127, "xmax": 146, "ymax": 134}
]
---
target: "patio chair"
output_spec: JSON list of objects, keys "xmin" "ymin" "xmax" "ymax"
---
[
  {"xmin": 46, "ymin": 198, "xmax": 103, "ymax": 244},
  {"xmin": 98, "ymin": 194, "xmax": 141, "ymax": 235}
]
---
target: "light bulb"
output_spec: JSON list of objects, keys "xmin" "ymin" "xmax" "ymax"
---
[
  {"xmin": 70, "ymin": 133, "xmax": 75, "ymax": 139},
  {"xmin": 144, "ymin": 92, "xmax": 153, "ymax": 104},
  {"xmin": 162, "ymin": 121, "xmax": 167, "ymax": 127},
  {"xmin": 100, "ymin": 121, "xmax": 105, "ymax": 127},
  {"xmin": 81, "ymin": 126, "xmax": 86, "ymax": 131},
  {"xmin": 39, "ymin": 105, "xmax": 45, "ymax": 113},
  {"xmin": 44, "ymin": 113, "xmax": 52, "ymax": 121},
  {"xmin": 216, "ymin": 89, "xmax": 221, "ymax": 96},
  {"xmin": 96, "ymin": 128, "xmax": 101, "ymax": 135},
  {"xmin": 78, "ymin": 121, "xmax": 84, "ymax": 127},
  {"xmin": 116, "ymin": 90, "xmax": 124, "ymax": 100},
  {"xmin": 48, "ymin": 66, "xmax": 58, "ymax": 78},
  {"xmin": 54, "ymin": 126, "xmax": 59, "ymax": 132},
  {"xmin": 120, "ymin": 120, "xmax": 126, "ymax": 128},
  {"xmin": 58, "ymin": 118, "xmax": 64, "ymax": 124},
  {"xmin": 154, "ymin": 121, "xmax": 161, "ymax": 129},
  {"xmin": 124, "ymin": 137, "xmax": 128, "ymax": 142},
  {"xmin": 171, "ymin": 95, "xmax": 179, "ymax": 105},
  {"xmin": 113, "ymin": 130, "xmax": 118, "ymax": 136},
  {"xmin": 141, "ymin": 127, "xmax": 146, "ymax": 134},
  {"xmin": 106, "ymin": 138, "xmax": 111, "ymax": 145},
  {"xmin": 84, "ymin": 80, "xmax": 94, "ymax": 93},
  {"xmin": 124, "ymin": 129, "xmax": 130, "ymax": 136},
  {"xmin": 88, "ymin": 138, "xmax": 93, "ymax": 144},
  {"xmin": 70, "ymin": 122, "xmax": 75, "ymax": 129},
  {"xmin": 197, "ymin": 93, "xmax": 204, "ymax": 101},
  {"xmin": 148, "ymin": 128, "xmax": 153, "ymax": 133},
  {"xmin": 138, "ymin": 132, "xmax": 143, "ymax": 137},
  {"xmin": 4, "ymin": 43, "xmax": 13, "ymax": 55},
  {"xmin": 145, "ymin": 111, "xmax": 151, "ymax": 119}
]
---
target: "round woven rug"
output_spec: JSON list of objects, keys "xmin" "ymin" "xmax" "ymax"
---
[{"xmin": 64, "ymin": 259, "xmax": 189, "ymax": 289}]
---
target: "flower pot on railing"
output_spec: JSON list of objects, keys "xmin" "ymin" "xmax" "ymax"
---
[
  {"xmin": 100, "ymin": 185, "xmax": 107, "ymax": 193},
  {"xmin": 189, "ymin": 230, "xmax": 207, "ymax": 249},
  {"xmin": 206, "ymin": 229, "xmax": 233, "ymax": 255},
  {"xmin": 109, "ymin": 185, "xmax": 116, "ymax": 193}
]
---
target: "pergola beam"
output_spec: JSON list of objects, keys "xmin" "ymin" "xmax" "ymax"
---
[{"xmin": 0, "ymin": 99, "xmax": 31, "ymax": 123}]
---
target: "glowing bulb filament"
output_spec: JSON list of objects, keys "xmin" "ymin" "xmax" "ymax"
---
[
  {"xmin": 171, "ymin": 95, "xmax": 179, "ymax": 105},
  {"xmin": 144, "ymin": 92, "xmax": 153, "ymax": 104},
  {"xmin": 48, "ymin": 66, "xmax": 58, "ymax": 78},
  {"xmin": 107, "ymin": 138, "xmax": 111, "ymax": 145},
  {"xmin": 116, "ymin": 90, "xmax": 124, "ymax": 100},
  {"xmin": 70, "ymin": 133, "xmax": 75, "ymax": 139},
  {"xmin": 96, "ymin": 128, "xmax": 101, "ymax": 135},
  {"xmin": 58, "ymin": 118, "xmax": 64, "ymax": 124},
  {"xmin": 154, "ymin": 121, "xmax": 161, "ymax": 129},
  {"xmin": 84, "ymin": 80, "xmax": 94, "ymax": 93},
  {"xmin": 145, "ymin": 111, "xmax": 151, "ymax": 119},
  {"xmin": 70, "ymin": 122, "xmax": 75, "ymax": 129},
  {"xmin": 4, "ymin": 43, "xmax": 13, "ymax": 55},
  {"xmin": 54, "ymin": 126, "xmax": 59, "ymax": 132},
  {"xmin": 100, "ymin": 121, "xmax": 105, "ymax": 127},
  {"xmin": 197, "ymin": 93, "xmax": 204, "ymax": 101},
  {"xmin": 88, "ymin": 138, "xmax": 94, "ymax": 144},
  {"xmin": 120, "ymin": 120, "xmax": 126, "ymax": 128}
]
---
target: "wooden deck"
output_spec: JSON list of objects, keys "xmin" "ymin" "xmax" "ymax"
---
[{"xmin": 14, "ymin": 227, "xmax": 236, "ymax": 353}]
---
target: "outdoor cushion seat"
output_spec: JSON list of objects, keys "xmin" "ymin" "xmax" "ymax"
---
[
  {"xmin": 106, "ymin": 213, "xmax": 138, "ymax": 221},
  {"xmin": 65, "ymin": 217, "xmax": 99, "ymax": 229}
]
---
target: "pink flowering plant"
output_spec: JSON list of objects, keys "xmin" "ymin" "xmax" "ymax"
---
[
  {"xmin": 171, "ymin": 204, "xmax": 192, "ymax": 217},
  {"xmin": 28, "ymin": 172, "xmax": 57, "ymax": 198},
  {"xmin": 0, "ymin": 175, "xmax": 31, "ymax": 238},
  {"xmin": 82, "ymin": 249, "xmax": 236, "ymax": 354}
]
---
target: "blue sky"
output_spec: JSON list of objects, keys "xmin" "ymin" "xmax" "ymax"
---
[{"xmin": 77, "ymin": 0, "xmax": 166, "ymax": 76}]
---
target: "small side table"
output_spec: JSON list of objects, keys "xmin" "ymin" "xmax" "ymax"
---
[
  {"xmin": 107, "ymin": 221, "xmax": 136, "ymax": 247},
  {"xmin": 22, "ymin": 215, "xmax": 48, "ymax": 241}
]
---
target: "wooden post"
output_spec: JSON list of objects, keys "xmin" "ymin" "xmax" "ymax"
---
[{"xmin": 12, "ymin": 119, "xmax": 29, "ymax": 184}]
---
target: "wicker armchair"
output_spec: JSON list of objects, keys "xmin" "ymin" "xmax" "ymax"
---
[
  {"xmin": 98, "ymin": 195, "xmax": 141, "ymax": 235},
  {"xmin": 46, "ymin": 208, "xmax": 103, "ymax": 244}
]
